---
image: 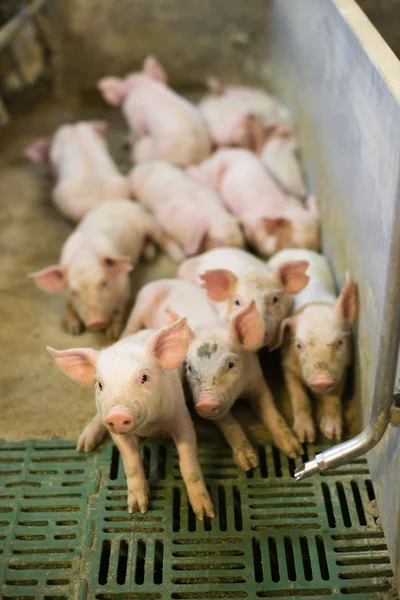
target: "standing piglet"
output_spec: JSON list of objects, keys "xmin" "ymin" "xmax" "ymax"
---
[
  {"xmin": 268, "ymin": 249, "xmax": 358, "ymax": 442},
  {"xmin": 260, "ymin": 128, "xmax": 306, "ymax": 198},
  {"xmin": 187, "ymin": 148, "xmax": 319, "ymax": 257},
  {"xmin": 130, "ymin": 161, "xmax": 245, "ymax": 257},
  {"xmin": 24, "ymin": 120, "xmax": 130, "ymax": 223},
  {"xmin": 198, "ymin": 94, "xmax": 265, "ymax": 152},
  {"xmin": 98, "ymin": 56, "xmax": 211, "ymax": 167},
  {"xmin": 178, "ymin": 247, "xmax": 309, "ymax": 349},
  {"xmin": 29, "ymin": 200, "xmax": 183, "ymax": 338},
  {"xmin": 47, "ymin": 318, "xmax": 214, "ymax": 520},
  {"xmin": 206, "ymin": 77, "xmax": 293, "ymax": 129},
  {"xmin": 121, "ymin": 280, "xmax": 303, "ymax": 468}
]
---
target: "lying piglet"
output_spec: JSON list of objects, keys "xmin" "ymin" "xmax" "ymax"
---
[
  {"xmin": 130, "ymin": 161, "xmax": 245, "ymax": 257},
  {"xmin": 260, "ymin": 127, "xmax": 306, "ymax": 198},
  {"xmin": 178, "ymin": 247, "xmax": 309, "ymax": 349},
  {"xmin": 206, "ymin": 77, "xmax": 293, "ymax": 130},
  {"xmin": 47, "ymin": 318, "xmax": 214, "ymax": 519},
  {"xmin": 187, "ymin": 148, "xmax": 319, "ymax": 257},
  {"xmin": 98, "ymin": 56, "xmax": 211, "ymax": 167},
  {"xmin": 121, "ymin": 280, "xmax": 302, "ymax": 468},
  {"xmin": 30, "ymin": 200, "xmax": 183, "ymax": 338},
  {"xmin": 24, "ymin": 120, "xmax": 130, "ymax": 223},
  {"xmin": 198, "ymin": 94, "xmax": 265, "ymax": 152},
  {"xmin": 165, "ymin": 302, "xmax": 304, "ymax": 468},
  {"xmin": 268, "ymin": 249, "xmax": 358, "ymax": 442}
]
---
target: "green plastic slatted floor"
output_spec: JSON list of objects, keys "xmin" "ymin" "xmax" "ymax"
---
[{"xmin": 0, "ymin": 439, "xmax": 394, "ymax": 599}]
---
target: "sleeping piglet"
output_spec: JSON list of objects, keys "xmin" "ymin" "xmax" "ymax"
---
[
  {"xmin": 268, "ymin": 249, "xmax": 358, "ymax": 442},
  {"xmin": 98, "ymin": 56, "xmax": 211, "ymax": 167},
  {"xmin": 130, "ymin": 161, "xmax": 245, "ymax": 257},
  {"xmin": 260, "ymin": 126, "xmax": 306, "ymax": 198},
  {"xmin": 187, "ymin": 148, "xmax": 320, "ymax": 258},
  {"xmin": 121, "ymin": 279, "xmax": 303, "ymax": 468},
  {"xmin": 24, "ymin": 120, "xmax": 130, "ymax": 223},
  {"xmin": 30, "ymin": 200, "xmax": 183, "ymax": 338},
  {"xmin": 47, "ymin": 318, "xmax": 214, "ymax": 520},
  {"xmin": 178, "ymin": 247, "xmax": 309, "ymax": 349}
]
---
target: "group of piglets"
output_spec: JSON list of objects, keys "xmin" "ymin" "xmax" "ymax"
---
[{"xmin": 25, "ymin": 56, "xmax": 358, "ymax": 520}]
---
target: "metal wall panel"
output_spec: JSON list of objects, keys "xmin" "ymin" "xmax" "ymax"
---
[{"xmin": 269, "ymin": 0, "xmax": 400, "ymax": 587}]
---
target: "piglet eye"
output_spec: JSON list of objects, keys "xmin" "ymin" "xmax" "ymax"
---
[
  {"xmin": 141, "ymin": 374, "xmax": 148, "ymax": 384},
  {"xmin": 296, "ymin": 343, "xmax": 303, "ymax": 352},
  {"xmin": 234, "ymin": 299, "xmax": 241, "ymax": 306},
  {"xmin": 99, "ymin": 280, "xmax": 107, "ymax": 288},
  {"xmin": 71, "ymin": 289, "xmax": 79, "ymax": 297},
  {"xmin": 228, "ymin": 361, "xmax": 235, "ymax": 369},
  {"xmin": 97, "ymin": 382, "xmax": 103, "ymax": 391},
  {"xmin": 272, "ymin": 296, "xmax": 279, "ymax": 304},
  {"xmin": 186, "ymin": 364, "xmax": 192, "ymax": 374},
  {"xmin": 337, "ymin": 339, "xmax": 343, "ymax": 348}
]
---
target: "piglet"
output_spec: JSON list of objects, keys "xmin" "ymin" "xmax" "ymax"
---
[
  {"xmin": 30, "ymin": 200, "xmax": 183, "ymax": 338},
  {"xmin": 187, "ymin": 148, "xmax": 319, "ymax": 257},
  {"xmin": 98, "ymin": 56, "xmax": 211, "ymax": 167},
  {"xmin": 121, "ymin": 279, "xmax": 303, "ymax": 468},
  {"xmin": 130, "ymin": 161, "xmax": 245, "ymax": 257},
  {"xmin": 260, "ymin": 126, "xmax": 306, "ymax": 198},
  {"xmin": 47, "ymin": 318, "xmax": 214, "ymax": 520},
  {"xmin": 268, "ymin": 249, "xmax": 358, "ymax": 442},
  {"xmin": 178, "ymin": 247, "xmax": 309, "ymax": 349},
  {"xmin": 24, "ymin": 120, "xmax": 130, "ymax": 223},
  {"xmin": 198, "ymin": 94, "xmax": 265, "ymax": 152},
  {"xmin": 206, "ymin": 77, "xmax": 293, "ymax": 130}
]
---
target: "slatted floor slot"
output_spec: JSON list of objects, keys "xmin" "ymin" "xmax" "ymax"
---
[{"xmin": 0, "ymin": 440, "xmax": 395, "ymax": 599}]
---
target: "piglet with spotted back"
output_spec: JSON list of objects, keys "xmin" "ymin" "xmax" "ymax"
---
[
  {"xmin": 178, "ymin": 247, "xmax": 309, "ymax": 350},
  {"xmin": 268, "ymin": 249, "xmax": 358, "ymax": 442},
  {"xmin": 47, "ymin": 318, "xmax": 214, "ymax": 520},
  {"xmin": 29, "ymin": 200, "xmax": 183, "ymax": 338},
  {"xmin": 162, "ymin": 301, "xmax": 303, "ymax": 470}
]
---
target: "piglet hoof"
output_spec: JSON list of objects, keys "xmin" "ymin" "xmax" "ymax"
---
[
  {"xmin": 233, "ymin": 441, "xmax": 259, "ymax": 472},
  {"xmin": 76, "ymin": 423, "xmax": 107, "ymax": 452},
  {"xmin": 127, "ymin": 478, "xmax": 149, "ymax": 514},
  {"xmin": 293, "ymin": 415, "xmax": 316, "ymax": 443},
  {"xmin": 187, "ymin": 480, "xmax": 215, "ymax": 520},
  {"xmin": 320, "ymin": 414, "xmax": 342, "ymax": 441},
  {"xmin": 274, "ymin": 431, "xmax": 304, "ymax": 459}
]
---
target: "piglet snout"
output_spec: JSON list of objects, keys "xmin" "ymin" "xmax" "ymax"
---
[
  {"xmin": 105, "ymin": 406, "xmax": 135, "ymax": 434},
  {"xmin": 86, "ymin": 315, "xmax": 107, "ymax": 331},
  {"xmin": 309, "ymin": 374, "xmax": 335, "ymax": 393},
  {"xmin": 195, "ymin": 400, "xmax": 220, "ymax": 418}
]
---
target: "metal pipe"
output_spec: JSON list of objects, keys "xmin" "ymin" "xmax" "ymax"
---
[
  {"xmin": 0, "ymin": 0, "xmax": 48, "ymax": 54},
  {"xmin": 296, "ymin": 183, "xmax": 400, "ymax": 481}
]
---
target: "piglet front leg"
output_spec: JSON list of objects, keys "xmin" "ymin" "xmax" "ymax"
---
[
  {"xmin": 216, "ymin": 411, "xmax": 259, "ymax": 472},
  {"xmin": 111, "ymin": 433, "xmax": 149, "ymax": 514},
  {"xmin": 105, "ymin": 307, "xmax": 125, "ymax": 341},
  {"xmin": 77, "ymin": 413, "xmax": 108, "ymax": 452},
  {"xmin": 249, "ymin": 382, "xmax": 304, "ymax": 459},
  {"xmin": 171, "ymin": 412, "xmax": 215, "ymax": 521},
  {"xmin": 64, "ymin": 303, "xmax": 84, "ymax": 336}
]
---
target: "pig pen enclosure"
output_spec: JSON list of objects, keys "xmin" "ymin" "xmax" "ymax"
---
[{"xmin": 1, "ymin": 0, "xmax": 400, "ymax": 598}]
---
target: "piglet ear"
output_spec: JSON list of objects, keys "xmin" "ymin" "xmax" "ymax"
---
[
  {"xmin": 206, "ymin": 76, "xmax": 225, "ymax": 95},
  {"xmin": 269, "ymin": 316, "xmax": 294, "ymax": 351},
  {"xmin": 163, "ymin": 306, "xmax": 196, "ymax": 342},
  {"xmin": 263, "ymin": 217, "xmax": 290, "ymax": 235},
  {"xmin": 143, "ymin": 55, "xmax": 167, "ymax": 84},
  {"xmin": 335, "ymin": 273, "xmax": 358, "ymax": 325},
  {"xmin": 88, "ymin": 120, "xmax": 108, "ymax": 136},
  {"xmin": 200, "ymin": 269, "xmax": 237, "ymax": 301},
  {"xmin": 274, "ymin": 260, "xmax": 309, "ymax": 294},
  {"xmin": 46, "ymin": 346, "xmax": 99, "ymax": 386},
  {"xmin": 102, "ymin": 256, "xmax": 132, "ymax": 274},
  {"xmin": 147, "ymin": 317, "xmax": 189, "ymax": 370},
  {"xmin": 24, "ymin": 137, "xmax": 51, "ymax": 163},
  {"xmin": 97, "ymin": 77, "xmax": 127, "ymax": 106},
  {"xmin": 184, "ymin": 217, "xmax": 209, "ymax": 256},
  {"xmin": 229, "ymin": 300, "xmax": 265, "ymax": 351},
  {"xmin": 29, "ymin": 265, "xmax": 66, "ymax": 293}
]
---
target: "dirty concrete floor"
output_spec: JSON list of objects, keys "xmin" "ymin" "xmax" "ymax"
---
[{"xmin": 0, "ymin": 90, "xmax": 358, "ymax": 444}]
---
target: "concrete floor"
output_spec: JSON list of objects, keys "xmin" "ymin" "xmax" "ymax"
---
[{"xmin": 0, "ymin": 91, "xmax": 358, "ymax": 443}]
